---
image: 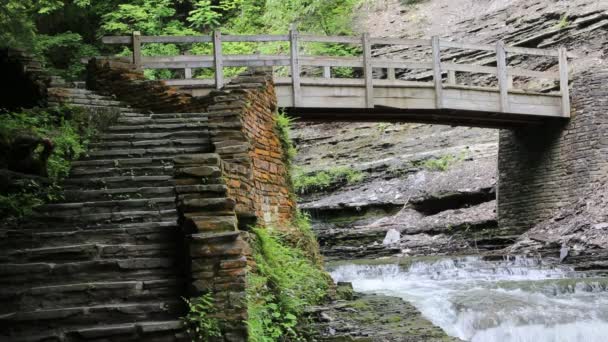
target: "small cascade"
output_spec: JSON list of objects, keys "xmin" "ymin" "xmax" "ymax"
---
[{"xmin": 330, "ymin": 256, "xmax": 608, "ymax": 342}]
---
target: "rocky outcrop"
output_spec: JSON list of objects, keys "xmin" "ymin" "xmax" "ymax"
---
[
  {"xmin": 294, "ymin": 121, "xmax": 498, "ymax": 260},
  {"xmin": 307, "ymin": 289, "xmax": 460, "ymax": 341},
  {"xmin": 293, "ymin": 0, "xmax": 608, "ymax": 261}
]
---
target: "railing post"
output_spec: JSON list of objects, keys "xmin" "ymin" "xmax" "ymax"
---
[
  {"xmin": 362, "ymin": 32, "xmax": 374, "ymax": 108},
  {"xmin": 323, "ymin": 66, "xmax": 331, "ymax": 79},
  {"xmin": 213, "ymin": 30, "xmax": 224, "ymax": 90},
  {"xmin": 559, "ymin": 47, "xmax": 571, "ymax": 117},
  {"xmin": 496, "ymin": 40, "xmax": 509, "ymax": 112},
  {"xmin": 289, "ymin": 26, "xmax": 301, "ymax": 107},
  {"xmin": 132, "ymin": 31, "xmax": 142, "ymax": 70},
  {"xmin": 185, "ymin": 68, "xmax": 192, "ymax": 79},
  {"xmin": 431, "ymin": 36, "xmax": 443, "ymax": 109},
  {"xmin": 447, "ymin": 70, "xmax": 456, "ymax": 85},
  {"xmin": 387, "ymin": 68, "xmax": 396, "ymax": 81}
]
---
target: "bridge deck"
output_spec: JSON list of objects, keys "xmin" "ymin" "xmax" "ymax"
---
[{"xmin": 98, "ymin": 31, "xmax": 572, "ymax": 128}]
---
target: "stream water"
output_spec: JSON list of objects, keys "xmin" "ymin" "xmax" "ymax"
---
[{"xmin": 330, "ymin": 256, "xmax": 608, "ymax": 342}]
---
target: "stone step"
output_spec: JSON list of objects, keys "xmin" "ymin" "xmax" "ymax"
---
[
  {"xmin": 106, "ymin": 122, "xmax": 209, "ymax": 133},
  {"xmin": 6, "ymin": 320, "xmax": 185, "ymax": 342},
  {"xmin": 149, "ymin": 113, "xmax": 209, "ymax": 119},
  {"xmin": 0, "ymin": 257, "xmax": 182, "ymax": 286},
  {"xmin": 48, "ymin": 96, "xmax": 125, "ymax": 107},
  {"xmin": 47, "ymin": 102, "xmax": 136, "ymax": 114},
  {"xmin": 0, "ymin": 301, "xmax": 185, "ymax": 331},
  {"xmin": 47, "ymin": 89, "xmax": 118, "ymax": 102},
  {"xmin": 116, "ymin": 117, "xmax": 208, "ymax": 125},
  {"xmin": 69, "ymin": 165, "xmax": 174, "ymax": 179},
  {"xmin": 89, "ymin": 137, "xmax": 210, "ymax": 151},
  {"xmin": 36, "ymin": 197, "xmax": 177, "ymax": 216},
  {"xmin": 47, "ymin": 87, "xmax": 99, "ymax": 95},
  {"xmin": 1, "ymin": 279, "xmax": 185, "ymax": 313},
  {"xmin": 62, "ymin": 186, "xmax": 175, "ymax": 202},
  {"xmin": 82, "ymin": 146, "xmax": 212, "ymax": 160},
  {"xmin": 1, "ymin": 242, "xmax": 179, "ymax": 264},
  {"xmin": 0, "ymin": 222, "xmax": 181, "ymax": 250},
  {"xmin": 62, "ymin": 174, "xmax": 176, "ymax": 190},
  {"xmin": 71, "ymin": 157, "xmax": 175, "ymax": 168},
  {"xmin": 98, "ymin": 130, "xmax": 209, "ymax": 142},
  {"xmin": 6, "ymin": 219, "xmax": 178, "ymax": 234},
  {"xmin": 30, "ymin": 207, "xmax": 178, "ymax": 225}
]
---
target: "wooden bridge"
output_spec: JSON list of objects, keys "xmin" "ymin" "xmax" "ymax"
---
[{"xmin": 99, "ymin": 30, "xmax": 572, "ymax": 128}]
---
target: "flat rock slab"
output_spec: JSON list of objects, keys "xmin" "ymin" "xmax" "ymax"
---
[{"xmin": 308, "ymin": 293, "xmax": 461, "ymax": 342}]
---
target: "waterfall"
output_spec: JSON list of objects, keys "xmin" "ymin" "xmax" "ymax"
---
[{"xmin": 329, "ymin": 256, "xmax": 608, "ymax": 342}]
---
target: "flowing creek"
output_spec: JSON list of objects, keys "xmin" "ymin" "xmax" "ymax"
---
[{"xmin": 329, "ymin": 256, "xmax": 608, "ymax": 342}]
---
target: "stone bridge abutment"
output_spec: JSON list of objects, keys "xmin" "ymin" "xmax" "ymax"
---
[{"xmin": 497, "ymin": 68, "xmax": 608, "ymax": 234}]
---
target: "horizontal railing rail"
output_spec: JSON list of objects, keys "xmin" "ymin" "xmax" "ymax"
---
[{"xmin": 97, "ymin": 30, "xmax": 572, "ymax": 116}]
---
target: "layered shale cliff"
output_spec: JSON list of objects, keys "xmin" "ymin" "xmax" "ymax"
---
[{"xmin": 293, "ymin": 0, "xmax": 608, "ymax": 261}]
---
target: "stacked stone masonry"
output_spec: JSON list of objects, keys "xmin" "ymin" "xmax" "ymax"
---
[
  {"xmin": 207, "ymin": 69, "xmax": 295, "ymax": 224},
  {"xmin": 498, "ymin": 67, "xmax": 608, "ymax": 233},
  {"xmin": 2, "ymin": 60, "xmax": 293, "ymax": 341}
]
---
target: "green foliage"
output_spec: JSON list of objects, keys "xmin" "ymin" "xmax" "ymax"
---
[
  {"xmin": 556, "ymin": 14, "xmax": 570, "ymax": 29},
  {"xmin": 247, "ymin": 226, "xmax": 329, "ymax": 341},
  {"xmin": 182, "ymin": 293, "xmax": 222, "ymax": 341},
  {"xmin": 0, "ymin": 106, "xmax": 95, "ymax": 219},
  {"xmin": 2, "ymin": 0, "xmax": 364, "ymax": 81},
  {"xmin": 274, "ymin": 111, "xmax": 297, "ymax": 166},
  {"xmin": 293, "ymin": 166, "xmax": 365, "ymax": 195},
  {"xmin": 34, "ymin": 32, "xmax": 99, "ymax": 81},
  {"xmin": 415, "ymin": 152, "xmax": 467, "ymax": 172}
]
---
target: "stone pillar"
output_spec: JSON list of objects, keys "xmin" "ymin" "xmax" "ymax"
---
[
  {"xmin": 497, "ymin": 68, "xmax": 608, "ymax": 233},
  {"xmin": 173, "ymin": 153, "xmax": 249, "ymax": 341}
]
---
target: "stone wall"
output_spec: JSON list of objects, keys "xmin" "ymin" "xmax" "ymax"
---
[
  {"xmin": 86, "ymin": 58, "xmax": 212, "ymax": 113},
  {"xmin": 207, "ymin": 69, "xmax": 296, "ymax": 224},
  {"xmin": 173, "ymin": 153, "xmax": 249, "ymax": 341},
  {"xmin": 498, "ymin": 67, "xmax": 608, "ymax": 233},
  {"xmin": 82, "ymin": 61, "xmax": 298, "ymax": 340}
]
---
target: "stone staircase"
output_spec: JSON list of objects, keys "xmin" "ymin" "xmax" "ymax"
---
[{"xmin": 0, "ymin": 84, "xmax": 218, "ymax": 340}]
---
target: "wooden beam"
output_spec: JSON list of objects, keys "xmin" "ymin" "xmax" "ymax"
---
[
  {"xmin": 559, "ymin": 47, "xmax": 571, "ymax": 117},
  {"xmin": 431, "ymin": 36, "xmax": 443, "ymax": 109},
  {"xmin": 299, "ymin": 35, "xmax": 361, "ymax": 44},
  {"xmin": 221, "ymin": 34, "xmax": 289, "ymax": 42},
  {"xmin": 213, "ymin": 31, "xmax": 224, "ymax": 90},
  {"xmin": 132, "ymin": 31, "xmax": 142, "ymax": 70},
  {"xmin": 362, "ymin": 32, "xmax": 374, "ymax": 108},
  {"xmin": 496, "ymin": 41, "xmax": 509, "ymax": 112},
  {"xmin": 290, "ymin": 27, "xmax": 301, "ymax": 107},
  {"xmin": 369, "ymin": 38, "xmax": 431, "ymax": 46}
]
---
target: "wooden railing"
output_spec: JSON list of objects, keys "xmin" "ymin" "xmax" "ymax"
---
[{"xmin": 101, "ymin": 30, "xmax": 572, "ymax": 116}]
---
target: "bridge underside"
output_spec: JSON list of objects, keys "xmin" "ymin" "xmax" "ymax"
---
[
  {"xmin": 170, "ymin": 77, "xmax": 567, "ymax": 129},
  {"xmin": 282, "ymin": 107, "xmax": 548, "ymax": 129}
]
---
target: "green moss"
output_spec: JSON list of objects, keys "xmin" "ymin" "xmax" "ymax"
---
[
  {"xmin": 556, "ymin": 14, "xmax": 570, "ymax": 29},
  {"xmin": 247, "ymin": 226, "xmax": 331, "ymax": 341},
  {"xmin": 413, "ymin": 151, "xmax": 467, "ymax": 172},
  {"xmin": 293, "ymin": 166, "xmax": 365, "ymax": 195}
]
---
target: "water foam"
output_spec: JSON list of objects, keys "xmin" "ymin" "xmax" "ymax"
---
[{"xmin": 329, "ymin": 256, "xmax": 608, "ymax": 342}]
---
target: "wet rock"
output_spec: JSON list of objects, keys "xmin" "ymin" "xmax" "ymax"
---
[{"xmin": 306, "ymin": 293, "xmax": 461, "ymax": 342}]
